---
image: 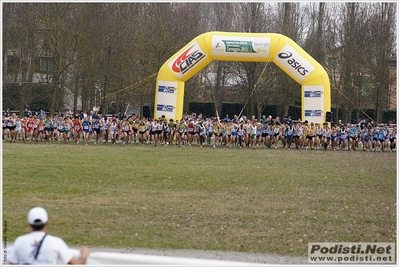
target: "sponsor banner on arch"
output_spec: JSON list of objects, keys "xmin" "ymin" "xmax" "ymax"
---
[
  {"xmin": 155, "ymin": 80, "xmax": 178, "ymax": 118},
  {"xmin": 304, "ymin": 109, "xmax": 324, "ymax": 124},
  {"xmin": 303, "ymin": 85, "xmax": 325, "ymax": 123},
  {"xmin": 212, "ymin": 36, "xmax": 271, "ymax": 58},
  {"xmin": 274, "ymin": 44, "xmax": 315, "ymax": 82},
  {"xmin": 168, "ymin": 42, "xmax": 207, "ymax": 80}
]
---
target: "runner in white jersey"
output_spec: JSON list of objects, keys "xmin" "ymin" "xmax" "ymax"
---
[
  {"xmin": 272, "ymin": 122, "xmax": 281, "ymax": 149},
  {"xmin": 322, "ymin": 123, "xmax": 331, "ymax": 150},
  {"xmin": 249, "ymin": 121, "xmax": 257, "ymax": 149},
  {"xmin": 120, "ymin": 118, "xmax": 131, "ymax": 145},
  {"xmin": 109, "ymin": 120, "xmax": 118, "ymax": 145},
  {"xmin": 156, "ymin": 119, "xmax": 163, "ymax": 145},
  {"xmin": 6, "ymin": 113, "xmax": 17, "ymax": 142},
  {"xmin": 101, "ymin": 117, "xmax": 109, "ymax": 143},
  {"xmin": 149, "ymin": 119, "xmax": 157, "ymax": 145},
  {"xmin": 63, "ymin": 117, "xmax": 72, "ymax": 144},
  {"xmin": 339, "ymin": 126, "xmax": 348, "ymax": 150},
  {"xmin": 294, "ymin": 122, "xmax": 303, "ymax": 149},
  {"xmin": 244, "ymin": 121, "xmax": 251, "ymax": 147},
  {"xmin": 15, "ymin": 117, "xmax": 22, "ymax": 141},
  {"xmin": 197, "ymin": 119, "xmax": 207, "ymax": 147}
]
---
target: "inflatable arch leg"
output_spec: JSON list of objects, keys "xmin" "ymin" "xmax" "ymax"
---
[{"xmin": 154, "ymin": 31, "xmax": 330, "ymax": 123}]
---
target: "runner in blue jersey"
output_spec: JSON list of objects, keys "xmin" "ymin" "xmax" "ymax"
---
[
  {"xmin": 285, "ymin": 123, "xmax": 294, "ymax": 149},
  {"xmin": 237, "ymin": 122, "xmax": 246, "ymax": 148},
  {"xmin": 372, "ymin": 127, "xmax": 383, "ymax": 152},
  {"xmin": 92, "ymin": 116, "xmax": 101, "ymax": 145},
  {"xmin": 381, "ymin": 124, "xmax": 390, "ymax": 152},
  {"xmin": 361, "ymin": 127, "xmax": 371, "ymax": 151},
  {"xmin": 260, "ymin": 122, "xmax": 269, "ymax": 148},
  {"xmin": 348, "ymin": 125, "xmax": 358, "ymax": 151},
  {"xmin": 82, "ymin": 116, "xmax": 91, "ymax": 146}
]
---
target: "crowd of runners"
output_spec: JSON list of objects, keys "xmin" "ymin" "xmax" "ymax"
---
[{"xmin": 2, "ymin": 111, "xmax": 397, "ymax": 152}]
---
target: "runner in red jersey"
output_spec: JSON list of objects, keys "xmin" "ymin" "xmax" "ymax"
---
[
  {"xmin": 26, "ymin": 115, "xmax": 35, "ymax": 143},
  {"xmin": 72, "ymin": 116, "xmax": 82, "ymax": 144}
]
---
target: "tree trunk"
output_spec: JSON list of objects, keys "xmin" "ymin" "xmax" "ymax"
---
[{"xmin": 50, "ymin": 81, "xmax": 58, "ymax": 116}]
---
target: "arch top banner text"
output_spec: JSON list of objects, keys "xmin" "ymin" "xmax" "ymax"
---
[{"xmin": 155, "ymin": 31, "xmax": 330, "ymax": 123}]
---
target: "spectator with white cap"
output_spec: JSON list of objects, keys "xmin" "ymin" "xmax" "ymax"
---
[{"xmin": 8, "ymin": 207, "xmax": 90, "ymax": 265}]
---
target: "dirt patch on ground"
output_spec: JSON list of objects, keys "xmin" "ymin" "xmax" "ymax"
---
[{"xmin": 82, "ymin": 247, "xmax": 308, "ymax": 264}]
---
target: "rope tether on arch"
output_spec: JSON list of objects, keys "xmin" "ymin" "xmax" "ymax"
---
[
  {"xmin": 237, "ymin": 61, "xmax": 270, "ymax": 119},
  {"xmin": 324, "ymin": 66, "xmax": 377, "ymax": 125},
  {"xmin": 89, "ymin": 72, "xmax": 158, "ymax": 106}
]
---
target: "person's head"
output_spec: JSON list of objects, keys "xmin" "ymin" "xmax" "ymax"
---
[{"xmin": 28, "ymin": 207, "xmax": 48, "ymax": 231}]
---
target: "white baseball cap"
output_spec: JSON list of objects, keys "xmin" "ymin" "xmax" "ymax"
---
[{"xmin": 28, "ymin": 207, "xmax": 48, "ymax": 226}]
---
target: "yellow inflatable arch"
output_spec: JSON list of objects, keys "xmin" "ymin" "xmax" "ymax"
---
[{"xmin": 154, "ymin": 31, "xmax": 330, "ymax": 123}]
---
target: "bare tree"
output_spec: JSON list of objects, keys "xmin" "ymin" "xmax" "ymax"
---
[
  {"xmin": 229, "ymin": 2, "xmax": 278, "ymax": 119},
  {"xmin": 3, "ymin": 3, "xmax": 40, "ymax": 114},
  {"xmin": 272, "ymin": 3, "xmax": 305, "ymax": 119},
  {"xmin": 3, "ymin": 3, "xmax": 396, "ymax": 121},
  {"xmin": 303, "ymin": 2, "xmax": 327, "ymax": 64},
  {"xmin": 367, "ymin": 3, "xmax": 396, "ymax": 123}
]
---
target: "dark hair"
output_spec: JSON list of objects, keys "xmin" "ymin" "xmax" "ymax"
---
[
  {"xmin": 31, "ymin": 224, "xmax": 45, "ymax": 231},
  {"xmin": 30, "ymin": 219, "xmax": 46, "ymax": 231}
]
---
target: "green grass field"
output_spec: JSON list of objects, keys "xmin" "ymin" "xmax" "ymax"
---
[{"xmin": 2, "ymin": 141, "xmax": 396, "ymax": 256}]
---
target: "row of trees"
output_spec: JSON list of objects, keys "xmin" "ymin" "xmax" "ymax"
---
[{"xmin": 3, "ymin": 3, "xmax": 397, "ymax": 123}]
